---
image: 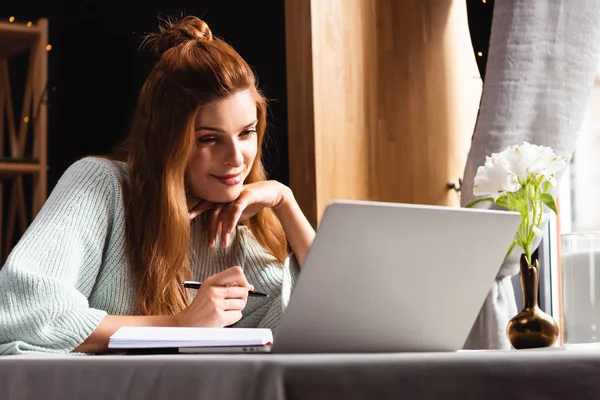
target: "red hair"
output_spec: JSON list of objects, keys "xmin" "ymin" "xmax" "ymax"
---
[{"xmin": 112, "ymin": 15, "xmax": 287, "ymax": 315}]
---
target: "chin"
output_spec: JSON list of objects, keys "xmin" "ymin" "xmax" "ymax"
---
[{"xmin": 202, "ymin": 187, "xmax": 243, "ymax": 204}]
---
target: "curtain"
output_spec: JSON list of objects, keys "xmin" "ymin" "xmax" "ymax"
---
[{"xmin": 461, "ymin": 0, "xmax": 600, "ymax": 349}]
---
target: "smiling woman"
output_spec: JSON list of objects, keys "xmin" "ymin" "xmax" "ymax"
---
[{"xmin": 0, "ymin": 14, "xmax": 315, "ymax": 355}]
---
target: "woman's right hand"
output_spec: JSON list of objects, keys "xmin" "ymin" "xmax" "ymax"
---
[{"xmin": 175, "ymin": 266, "xmax": 254, "ymax": 327}]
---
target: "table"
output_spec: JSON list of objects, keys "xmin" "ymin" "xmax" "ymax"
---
[{"xmin": 2, "ymin": 348, "xmax": 600, "ymax": 400}]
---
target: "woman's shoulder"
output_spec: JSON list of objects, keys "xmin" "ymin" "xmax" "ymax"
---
[
  {"xmin": 61, "ymin": 156, "xmax": 128, "ymax": 185},
  {"xmin": 48, "ymin": 156, "xmax": 130, "ymax": 206}
]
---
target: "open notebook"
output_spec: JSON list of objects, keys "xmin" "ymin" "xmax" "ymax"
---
[{"xmin": 108, "ymin": 326, "xmax": 273, "ymax": 351}]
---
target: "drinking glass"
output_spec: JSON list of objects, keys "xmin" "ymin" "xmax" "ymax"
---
[{"xmin": 561, "ymin": 232, "xmax": 600, "ymax": 346}]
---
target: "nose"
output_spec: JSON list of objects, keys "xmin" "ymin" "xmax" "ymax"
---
[{"xmin": 223, "ymin": 139, "xmax": 244, "ymax": 168}]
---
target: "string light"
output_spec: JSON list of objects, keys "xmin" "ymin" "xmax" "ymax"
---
[
  {"xmin": 477, "ymin": 51, "xmax": 483, "ymax": 57},
  {"xmin": 6, "ymin": 19, "xmax": 55, "ymax": 57},
  {"xmin": 482, "ymin": 0, "xmax": 487, "ymax": 3},
  {"xmin": 23, "ymin": 117, "xmax": 29, "ymax": 123}
]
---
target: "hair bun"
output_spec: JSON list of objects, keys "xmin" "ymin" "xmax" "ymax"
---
[{"xmin": 145, "ymin": 15, "xmax": 214, "ymax": 57}]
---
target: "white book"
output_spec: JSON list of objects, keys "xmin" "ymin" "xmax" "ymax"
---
[{"xmin": 108, "ymin": 326, "xmax": 273, "ymax": 349}]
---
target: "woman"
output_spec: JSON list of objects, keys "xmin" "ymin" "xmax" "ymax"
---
[{"xmin": 0, "ymin": 14, "xmax": 315, "ymax": 355}]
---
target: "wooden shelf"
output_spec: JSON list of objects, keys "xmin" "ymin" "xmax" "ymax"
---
[
  {"xmin": 0, "ymin": 20, "xmax": 43, "ymax": 59},
  {"xmin": 0, "ymin": 17, "xmax": 48, "ymax": 264},
  {"xmin": 0, "ymin": 160, "xmax": 43, "ymax": 179}
]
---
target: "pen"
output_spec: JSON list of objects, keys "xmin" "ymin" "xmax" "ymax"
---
[{"xmin": 182, "ymin": 281, "xmax": 270, "ymax": 297}]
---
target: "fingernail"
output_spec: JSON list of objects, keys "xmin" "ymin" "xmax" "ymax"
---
[
  {"xmin": 222, "ymin": 235, "xmax": 229, "ymax": 248},
  {"xmin": 209, "ymin": 240, "xmax": 215, "ymax": 248}
]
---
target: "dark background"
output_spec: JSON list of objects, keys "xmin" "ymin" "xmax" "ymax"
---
[{"xmin": 2, "ymin": 0, "xmax": 493, "ymax": 192}]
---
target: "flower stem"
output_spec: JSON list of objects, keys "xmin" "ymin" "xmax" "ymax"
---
[{"xmin": 523, "ymin": 183, "xmax": 532, "ymax": 264}]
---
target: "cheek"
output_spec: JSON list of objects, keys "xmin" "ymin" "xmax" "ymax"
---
[
  {"xmin": 186, "ymin": 152, "xmax": 211, "ymax": 193},
  {"xmin": 244, "ymin": 140, "xmax": 259, "ymax": 166},
  {"xmin": 188, "ymin": 151, "xmax": 210, "ymax": 175}
]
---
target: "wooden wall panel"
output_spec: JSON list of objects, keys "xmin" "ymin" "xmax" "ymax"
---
[
  {"xmin": 311, "ymin": 0, "xmax": 373, "ymax": 224},
  {"xmin": 286, "ymin": 0, "xmax": 481, "ymax": 227},
  {"xmin": 284, "ymin": 0, "xmax": 318, "ymax": 225}
]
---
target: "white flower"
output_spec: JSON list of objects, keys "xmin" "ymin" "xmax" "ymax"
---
[
  {"xmin": 502, "ymin": 142, "xmax": 567, "ymax": 185},
  {"xmin": 473, "ymin": 153, "xmax": 519, "ymax": 200},
  {"xmin": 467, "ymin": 141, "xmax": 568, "ymax": 265}
]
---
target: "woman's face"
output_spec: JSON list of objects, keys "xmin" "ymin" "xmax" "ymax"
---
[{"xmin": 186, "ymin": 90, "xmax": 259, "ymax": 205}]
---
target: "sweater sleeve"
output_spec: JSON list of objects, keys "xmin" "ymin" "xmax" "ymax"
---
[{"xmin": 0, "ymin": 157, "xmax": 120, "ymax": 354}]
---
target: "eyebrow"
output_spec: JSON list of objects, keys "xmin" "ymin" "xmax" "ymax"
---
[{"xmin": 195, "ymin": 120, "xmax": 258, "ymax": 133}]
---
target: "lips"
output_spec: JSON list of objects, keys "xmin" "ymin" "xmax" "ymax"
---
[{"xmin": 212, "ymin": 172, "xmax": 243, "ymax": 186}]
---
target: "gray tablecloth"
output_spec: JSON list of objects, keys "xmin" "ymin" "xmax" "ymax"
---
[{"xmin": 2, "ymin": 348, "xmax": 600, "ymax": 400}]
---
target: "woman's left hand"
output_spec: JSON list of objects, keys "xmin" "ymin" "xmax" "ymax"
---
[{"xmin": 208, "ymin": 180, "xmax": 291, "ymax": 247}]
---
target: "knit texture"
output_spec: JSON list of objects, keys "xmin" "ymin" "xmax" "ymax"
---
[{"xmin": 0, "ymin": 157, "xmax": 300, "ymax": 355}]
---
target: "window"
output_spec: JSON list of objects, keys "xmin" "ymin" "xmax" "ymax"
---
[{"xmin": 543, "ymin": 59, "xmax": 600, "ymax": 320}]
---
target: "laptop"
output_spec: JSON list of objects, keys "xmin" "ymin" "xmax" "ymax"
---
[{"xmin": 270, "ymin": 199, "xmax": 521, "ymax": 353}]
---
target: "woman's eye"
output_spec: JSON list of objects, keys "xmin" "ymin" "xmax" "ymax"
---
[
  {"xmin": 199, "ymin": 137, "xmax": 218, "ymax": 144},
  {"xmin": 240, "ymin": 129, "xmax": 256, "ymax": 138}
]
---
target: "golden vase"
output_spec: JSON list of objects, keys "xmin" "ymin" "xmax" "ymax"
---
[{"xmin": 506, "ymin": 253, "xmax": 559, "ymax": 349}]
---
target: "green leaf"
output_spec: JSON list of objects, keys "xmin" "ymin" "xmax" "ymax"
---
[
  {"xmin": 539, "ymin": 193, "xmax": 558, "ymax": 214},
  {"xmin": 465, "ymin": 197, "xmax": 494, "ymax": 208},
  {"xmin": 495, "ymin": 196, "xmax": 509, "ymax": 209},
  {"xmin": 513, "ymin": 197, "xmax": 528, "ymax": 215},
  {"xmin": 543, "ymin": 180, "xmax": 551, "ymax": 193},
  {"xmin": 503, "ymin": 240, "xmax": 517, "ymax": 261},
  {"xmin": 502, "ymin": 192, "xmax": 526, "ymax": 214}
]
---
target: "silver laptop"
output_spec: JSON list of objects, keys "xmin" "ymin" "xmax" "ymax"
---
[{"xmin": 270, "ymin": 199, "xmax": 521, "ymax": 353}]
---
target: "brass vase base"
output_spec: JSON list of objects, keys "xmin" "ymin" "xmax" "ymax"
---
[
  {"xmin": 506, "ymin": 254, "xmax": 559, "ymax": 349},
  {"xmin": 507, "ymin": 306, "xmax": 559, "ymax": 349}
]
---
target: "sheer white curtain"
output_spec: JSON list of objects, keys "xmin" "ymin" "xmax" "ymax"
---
[
  {"xmin": 460, "ymin": 0, "xmax": 600, "ymax": 349},
  {"xmin": 561, "ymin": 60, "xmax": 600, "ymax": 234}
]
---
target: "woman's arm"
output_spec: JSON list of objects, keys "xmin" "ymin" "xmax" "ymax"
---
[
  {"xmin": 75, "ymin": 266, "xmax": 252, "ymax": 353},
  {"xmin": 208, "ymin": 181, "xmax": 316, "ymax": 266},
  {"xmin": 73, "ymin": 315, "xmax": 177, "ymax": 353},
  {"xmin": 0, "ymin": 158, "xmax": 134, "ymax": 355},
  {"xmin": 273, "ymin": 187, "xmax": 316, "ymax": 266}
]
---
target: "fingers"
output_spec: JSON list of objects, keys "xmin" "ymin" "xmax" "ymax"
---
[
  {"xmin": 214, "ymin": 288, "xmax": 247, "ymax": 325},
  {"xmin": 208, "ymin": 266, "xmax": 251, "ymax": 289},
  {"xmin": 190, "ymin": 200, "xmax": 244, "ymax": 248},
  {"xmin": 221, "ymin": 285, "xmax": 249, "ymax": 299},
  {"xmin": 226, "ymin": 281, "xmax": 255, "ymax": 292},
  {"xmin": 221, "ymin": 298, "xmax": 247, "ymax": 311},
  {"xmin": 223, "ymin": 310, "xmax": 243, "ymax": 326},
  {"xmin": 220, "ymin": 198, "xmax": 248, "ymax": 248},
  {"xmin": 208, "ymin": 205, "xmax": 225, "ymax": 248},
  {"xmin": 188, "ymin": 201, "xmax": 214, "ymax": 220}
]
